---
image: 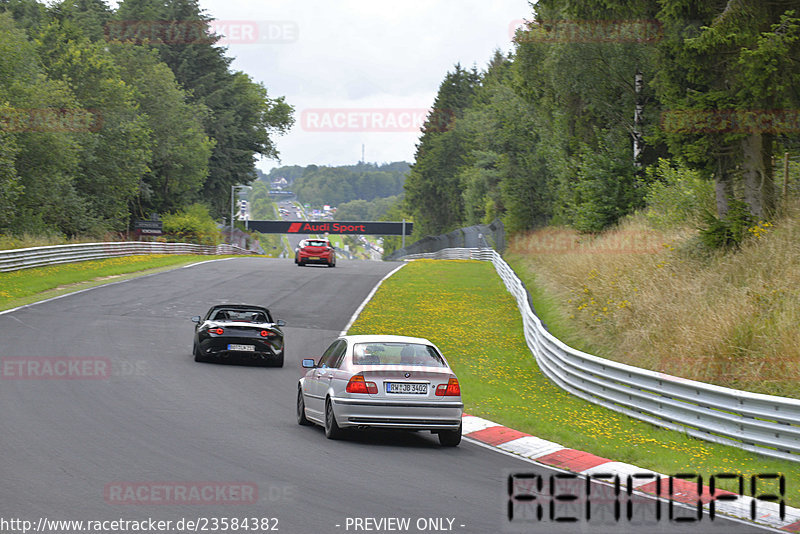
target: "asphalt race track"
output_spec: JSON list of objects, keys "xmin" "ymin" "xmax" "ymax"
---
[{"xmin": 0, "ymin": 258, "xmax": 770, "ymax": 533}]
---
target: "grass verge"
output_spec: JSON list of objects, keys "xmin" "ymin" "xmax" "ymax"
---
[
  {"xmin": 0, "ymin": 255, "xmax": 233, "ymax": 311},
  {"xmin": 505, "ymin": 210, "xmax": 800, "ymax": 399},
  {"xmin": 348, "ymin": 259, "xmax": 800, "ymax": 507},
  {"xmin": 0, "ymin": 233, "xmax": 103, "ymax": 251},
  {"xmin": 255, "ymin": 233, "xmax": 284, "ymax": 257}
]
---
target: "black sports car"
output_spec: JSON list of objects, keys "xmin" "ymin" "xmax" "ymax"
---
[{"xmin": 191, "ymin": 304, "xmax": 286, "ymax": 367}]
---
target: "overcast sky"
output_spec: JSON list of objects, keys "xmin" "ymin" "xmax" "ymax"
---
[{"xmin": 191, "ymin": 0, "xmax": 533, "ymax": 172}]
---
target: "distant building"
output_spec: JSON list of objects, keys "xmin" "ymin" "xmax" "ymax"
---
[{"xmin": 271, "ymin": 177, "xmax": 288, "ymax": 189}]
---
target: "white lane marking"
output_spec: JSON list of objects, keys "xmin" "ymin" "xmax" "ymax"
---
[
  {"xmin": 180, "ymin": 257, "xmax": 236, "ymax": 268},
  {"xmin": 339, "ymin": 262, "xmax": 407, "ymax": 336}
]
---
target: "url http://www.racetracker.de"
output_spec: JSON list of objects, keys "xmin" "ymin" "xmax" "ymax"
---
[{"xmin": 0, "ymin": 517, "xmax": 280, "ymax": 533}]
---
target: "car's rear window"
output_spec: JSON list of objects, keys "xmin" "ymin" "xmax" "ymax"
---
[
  {"xmin": 304, "ymin": 240, "xmax": 328, "ymax": 247},
  {"xmin": 351, "ymin": 342, "xmax": 446, "ymax": 367},
  {"xmin": 212, "ymin": 309, "xmax": 270, "ymax": 323}
]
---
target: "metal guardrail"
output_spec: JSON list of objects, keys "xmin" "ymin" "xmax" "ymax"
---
[
  {"xmin": 396, "ymin": 247, "xmax": 800, "ymax": 463},
  {"xmin": 0, "ymin": 242, "xmax": 254, "ymax": 272},
  {"xmin": 385, "ymin": 219, "xmax": 505, "ymax": 261}
]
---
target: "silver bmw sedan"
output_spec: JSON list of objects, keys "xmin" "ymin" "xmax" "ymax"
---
[{"xmin": 297, "ymin": 335, "xmax": 464, "ymax": 446}]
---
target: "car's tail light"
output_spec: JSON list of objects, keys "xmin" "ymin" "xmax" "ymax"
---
[
  {"xmin": 260, "ymin": 330, "xmax": 274, "ymax": 337},
  {"xmin": 346, "ymin": 375, "xmax": 378, "ymax": 394},
  {"xmin": 435, "ymin": 378, "xmax": 460, "ymax": 396},
  {"xmin": 208, "ymin": 328, "xmax": 224, "ymax": 335}
]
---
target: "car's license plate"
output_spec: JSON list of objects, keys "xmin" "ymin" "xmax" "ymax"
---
[
  {"xmin": 228, "ymin": 344, "xmax": 255, "ymax": 351},
  {"xmin": 309, "ymin": 256, "xmax": 320, "ymax": 260},
  {"xmin": 386, "ymin": 382, "xmax": 427, "ymax": 394}
]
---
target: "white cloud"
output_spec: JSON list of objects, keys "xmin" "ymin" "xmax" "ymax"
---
[{"xmin": 119, "ymin": 0, "xmax": 533, "ymax": 170}]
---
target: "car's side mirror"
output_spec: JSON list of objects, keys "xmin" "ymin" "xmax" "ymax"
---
[
  {"xmin": 302, "ymin": 359, "xmax": 316, "ymax": 368},
  {"xmin": 276, "ymin": 319, "xmax": 286, "ymax": 327},
  {"xmin": 191, "ymin": 316, "xmax": 201, "ymax": 324}
]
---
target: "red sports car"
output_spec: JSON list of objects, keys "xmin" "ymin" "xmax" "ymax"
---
[{"xmin": 295, "ymin": 238, "xmax": 336, "ymax": 267}]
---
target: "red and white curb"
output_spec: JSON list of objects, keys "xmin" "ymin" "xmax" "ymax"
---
[{"xmin": 462, "ymin": 414, "xmax": 800, "ymax": 532}]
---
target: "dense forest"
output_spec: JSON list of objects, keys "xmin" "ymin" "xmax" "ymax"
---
[
  {"xmin": 0, "ymin": 0, "xmax": 292, "ymax": 237},
  {"xmin": 333, "ymin": 196, "xmax": 402, "ymax": 222},
  {"xmin": 4, "ymin": 0, "xmax": 798, "ymax": 248},
  {"xmin": 403, "ymin": 0, "xmax": 800, "ymax": 241},
  {"xmin": 265, "ymin": 162, "xmax": 409, "ymax": 210}
]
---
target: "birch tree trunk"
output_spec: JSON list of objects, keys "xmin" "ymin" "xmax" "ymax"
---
[{"xmin": 741, "ymin": 133, "xmax": 775, "ymax": 218}]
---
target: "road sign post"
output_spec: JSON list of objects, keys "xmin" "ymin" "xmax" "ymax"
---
[{"xmin": 133, "ymin": 220, "xmax": 163, "ymax": 238}]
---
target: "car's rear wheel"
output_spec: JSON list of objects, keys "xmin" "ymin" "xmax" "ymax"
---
[
  {"xmin": 438, "ymin": 424, "xmax": 462, "ymax": 447},
  {"xmin": 297, "ymin": 388, "xmax": 312, "ymax": 426},
  {"xmin": 274, "ymin": 353, "xmax": 284, "ymax": 367},
  {"xmin": 324, "ymin": 398, "xmax": 345, "ymax": 439},
  {"xmin": 193, "ymin": 344, "xmax": 205, "ymax": 362}
]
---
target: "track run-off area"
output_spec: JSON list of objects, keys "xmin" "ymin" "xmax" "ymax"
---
[{"xmin": 0, "ymin": 257, "xmax": 772, "ymax": 533}]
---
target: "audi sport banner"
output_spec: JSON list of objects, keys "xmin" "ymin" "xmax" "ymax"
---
[{"xmin": 246, "ymin": 220, "xmax": 412, "ymax": 236}]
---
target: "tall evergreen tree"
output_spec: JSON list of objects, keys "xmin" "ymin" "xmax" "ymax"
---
[
  {"xmin": 115, "ymin": 0, "xmax": 293, "ymax": 217},
  {"xmin": 0, "ymin": 0, "xmax": 47, "ymax": 32},
  {"xmin": 0, "ymin": 12, "xmax": 91, "ymax": 234},
  {"xmin": 654, "ymin": 0, "xmax": 800, "ymax": 218},
  {"xmin": 50, "ymin": 0, "xmax": 112, "ymax": 41},
  {"xmin": 110, "ymin": 44, "xmax": 214, "ymax": 216},
  {"xmin": 36, "ymin": 17, "xmax": 151, "ymax": 230},
  {"xmin": 404, "ymin": 64, "xmax": 479, "ymax": 236}
]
